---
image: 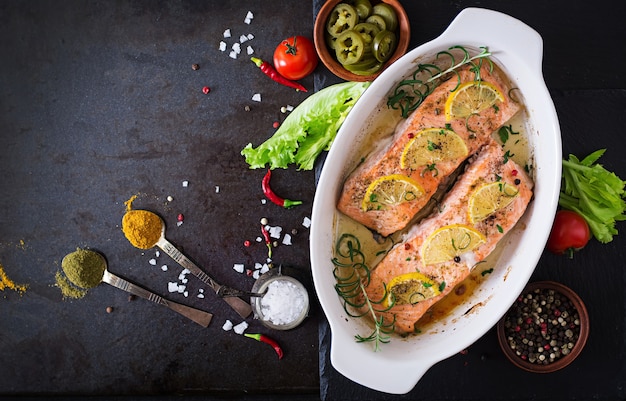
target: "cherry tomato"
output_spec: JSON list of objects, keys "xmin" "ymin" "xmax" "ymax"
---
[
  {"xmin": 546, "ymin": 210, "xmax": 590, "ymax": 257},
  {"xmin": 273, "ymin": 36, "xmax": 319, "ymax": 81}
]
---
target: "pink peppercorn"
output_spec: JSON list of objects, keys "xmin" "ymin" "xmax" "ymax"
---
[
  {"xmin": 177, "ymin": 213, "xmax": 184, "ymax": 222},
  {"xmin": 511, "ymin": 169, "xmax": 518, "ymax": 176},
  {"xmin": 407, "ymin": 132, "xmax": 414, "ymax": 139},
  {"xmin": 202, "ymin": 86, "xmax": 210, "ymax": 94},
  {"xmin": 244, "ymin": 240, "xmax": 251, "ymax": 247},
  {"xmin": 272, "ymin": 121, "xmax": 280, "ymax": 129}
]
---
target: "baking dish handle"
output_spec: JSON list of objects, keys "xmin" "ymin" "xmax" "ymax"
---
[{"xmin": 438, "ymin": 8, "xmax": 544, "ymax": 75}]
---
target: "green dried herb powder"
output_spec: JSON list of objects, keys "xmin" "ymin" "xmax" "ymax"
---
[
  {"xmin": 55, "ymin": 271, "xmax": 88, "ymax": 299},
  {"xmin": 61, "ymin": 248, "xmax": 105, "ymax": 289}
]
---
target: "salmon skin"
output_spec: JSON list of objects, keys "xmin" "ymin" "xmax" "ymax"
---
[
  {"xmin": 362, "ymin": 141, "xmax": 533, "ymax": 335},
  {"xmin": 337, "ymin": 63, "xmax": 520, "ymax": 237}
]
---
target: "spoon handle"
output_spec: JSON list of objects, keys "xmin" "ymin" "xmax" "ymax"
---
[
  {"xmin": 102, "ymin": 270, "xmax": 213, "ymax": 327},
  {"xmin": 156, "ymin": 238, "xmax": 253, "ymax": 319}
]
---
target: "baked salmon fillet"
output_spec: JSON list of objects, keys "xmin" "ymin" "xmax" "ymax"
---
[
  {"xmin": 337, "ymin": 64, "xmax": 520, "ymax": 236},
  {"xmin": 363, "ymin": 141, "xmax": 533, "ymax": 334}
]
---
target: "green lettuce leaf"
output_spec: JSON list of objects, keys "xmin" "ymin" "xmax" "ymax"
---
[{"xmin": 241, "ymin": 81, "xmax": 370, "ymax": 170}]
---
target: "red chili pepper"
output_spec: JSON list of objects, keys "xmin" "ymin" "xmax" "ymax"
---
[
  {"xmin": 261, "ymin": 224, "xmax": 272, "ymax": 258},
  {"xmin": 262, "ymin": 169, "xmax": 302, "ymax": 209},
  {"xmin": 251, "ymin": 57, "xmax": 307, "ymax": 92},
  {"xmin": 244, "ymin": 333, "xmax": 284, "ymax": 360}
]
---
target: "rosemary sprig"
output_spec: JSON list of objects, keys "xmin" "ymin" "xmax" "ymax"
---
[
  {"xmin": 387, "ymin": 45, "xmax": 493, "ymax": 118},
  {"xmin": 332, "ymin": 233, "xmax": 395, "ymax": 350}
]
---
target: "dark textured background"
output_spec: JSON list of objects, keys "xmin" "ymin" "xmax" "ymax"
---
[{"xmin": 1, "ymin": 0, "xmax": 626, "ymax": 400}]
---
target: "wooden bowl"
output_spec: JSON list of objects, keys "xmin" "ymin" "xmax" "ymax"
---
[
  {"xmin": 497, "ymin": 281, "xmax": 589, "ymax": 373},
  {"xmin": 314, "ymin": 0, "xmax": 410, "ymax": 82}
]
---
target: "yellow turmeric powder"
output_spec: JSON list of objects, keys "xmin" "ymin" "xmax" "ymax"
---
[
  {"xmin": 122, "ymin": 209, "xmax": 163, "ymax": 249},
  {"xmin": 0, "ymin": 262, "xmax": 28, "ymax": 294}
]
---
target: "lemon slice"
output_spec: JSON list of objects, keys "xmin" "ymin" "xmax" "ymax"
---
[
  {"xmin": 468, "ymin": 181, "xmax": 520, "ymax": 223},
  {"xmin": 361, "ymin": 174, "xmax": 425, "ymax": 212},
  {"xmin": 421, "ymin": 224, "xmax": 486, "ymax": 265},
  {"xmin": 385, "ymin": 272, "xmax": 441, "ymax": 306},
  {"xmin": 444, "ymin": 81, "xmax": 504, "ymax": 121},
  {"xmin": 400, "ymin": 128, "xmax": 469, "ymax": 170}
]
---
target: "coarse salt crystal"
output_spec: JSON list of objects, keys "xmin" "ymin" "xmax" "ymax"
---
[
  {"xmin": 155, "ymin": 250, "xmax": 160, "ymax": 257},
  {"xmin": 261, "ymin": 199, "xmax": 266, "ymax": 205},
  {"xmin": 233, "ymin": 263, "xmax": 245, "ymax": 273},
  {"xmin": 223, "ymin": 29, "xmax": 231, "ymax": 38},
  {"xmin": 179, "ymin": 268, "xmax": 190, "ymax": 280},
  {"xmin": 251, "ymin": 93, "xmax": 261, "ymax": 102},
  {"xmin": 222, "ymin": 319, "xmax": 233, "ymax": 331},
  {"xmin": 197, "ymin": 293, "xmax": 204, "ymax": 299},
  {"xmin": 260, "ymin": 279, "xmax": 306, "ymax": 325},
  {"xmin": 229, "ymin": 51, "xmax": 237, "ymax": 59},
  {"xmin": 232, "ymin": 42, "xmax": 241, "ymax": 53},
  {"xmin": 219, "ymin": 41, "xmax": 227, "ymax": 51},
  {"xmin": 245, "ymin": 11, "xmax": 254, "ymax": 20},
  {"xmin": 302, "ymin": 216, "xmax": 311, "ymax": 228},
  {"xmin": 166, "ymin": 195, "xmax": 173, "ymax": 202},
  {"xmin": 168, "ymin": 282, "xmax": 179, "ymax": 293},
  {"xmin": 260, "ymin": 264, "xmax": 270, "ymax": 273},
  {"xmin": 176, "ymin": 221, "xmax": 183, "ymax": 227},
  {"xmin": 255, "ymin": 236, "xmax": 262, "ymax": 243},
  {"xmin": 183, "ymin": 291, "xmax": 188, "ymax": 297},
  {"xmin": 149, "ymin": 258, "xmax": 157, "ymax": 266},
  {"xmin": 244, "ymin": 18, "xmax": 251, "ymax": 24},
  {"xmin": 239, "ymin": 34, "xmax": 248, "ymax": 43},
  {"xmin": 286, "ymin": 105, "xmax": 294, "ymax": 112},
  {"xmin": 246, "ymin": 45, "xmax": 254, "ymax": 55},
  {"xmin": 282, "ymin": 233, "xmax": 292, "ymax": 246},
  {"xmin": 215, "ymin": 186, "xmax": 220, "ymax": 193},
  {"xmin": 177, "ymin": 285, "xmax": 185, "ymax": 293},
  {"xmin": 233, "ymin": 321, "xmax": 248, "ymax": 334},
  {"xmin": 247, "ymin": 33, "xmax": 254, "ymax": 40},
  {"xmin": 252, "ymin": 270, "xmax": 260, "ymax": 279},
  {"xmin": 182, "ymin": 180, "xmax": 189, "ymax": 187},
  {"xmin": 254, "ymin": 262, "xmax": 263, "ymax": 270},
  {"xmin": 161, "ymin": 265, "xmax": 168, "ymax": 272},
  {"xmin": 268, "ymin": 225, "xmax": 282, "ymax": 239}
]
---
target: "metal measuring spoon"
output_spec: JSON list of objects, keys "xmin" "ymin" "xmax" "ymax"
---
[
  {"xmin": 85, "ymin": 252, "xmax": 213, "ymax": 327},
  {"xmin": 150, "ymin": 213, "xmax": 255, "ymax": 319}
]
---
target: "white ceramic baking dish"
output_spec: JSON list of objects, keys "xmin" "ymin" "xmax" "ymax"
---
[{"xmin": 310, "ymin": 8, "xmax": 562, "ymax": 394}]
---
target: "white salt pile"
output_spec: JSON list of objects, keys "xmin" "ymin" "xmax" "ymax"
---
[{"xmin": 260, "ymin": 279, "xmax": 306, "ymax": 326}]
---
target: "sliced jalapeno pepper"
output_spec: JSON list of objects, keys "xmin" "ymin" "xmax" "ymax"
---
[
  {"xmin": 334, "ymin": 30, "xmax": 367, "ymax": 65},
  {"xmin": 326, "ymin": 3, "xmax": 358, "ymax": 38},
  {"xmin": 353, "ymin": 0, "xmax": 373, "ymax": 20},
  {"xmin": 346, "ymin": 60, "xmax": 383, "ymax": 76},
  {"xmin": 365, "ymin": 14, "xmax": 387, "ymax": 31},
  {"xmin": 353, "ymin": 22, "xmax": 380, "ymax": 45},
  {"xmin": 342, "ymin": 56, "xmax": 378, "ymax": 72},
  {"xmin": 372, "ymin": 3, "xmax": 398, "ymax": 32},
  {"xmin": 372, "ymin": 30, "xmax": 397, "ymax": 62}
]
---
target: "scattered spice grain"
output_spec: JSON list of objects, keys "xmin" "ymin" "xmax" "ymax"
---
[{"xmin": 0, "ymin": 262, "xmax": 27, "ymax": 294}]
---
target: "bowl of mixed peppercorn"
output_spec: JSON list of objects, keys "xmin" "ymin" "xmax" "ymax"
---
[{"xmin": 497, "ymin": 281, "xmax": 589, "ymax": 373}]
